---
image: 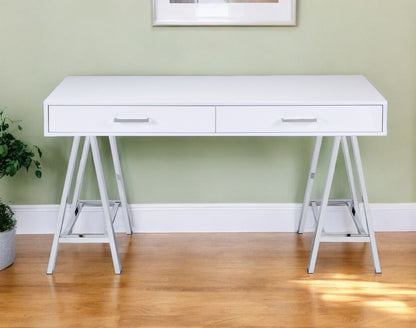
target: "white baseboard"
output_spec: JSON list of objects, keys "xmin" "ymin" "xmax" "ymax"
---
[{"xmin": 11, "ymin": 203, "xmax": 416, "ymax": 234}]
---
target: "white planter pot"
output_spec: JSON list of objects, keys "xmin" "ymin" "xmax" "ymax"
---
[{"xmin": 0, "ymin": 227, "xmax": 16, "ymax": 270}]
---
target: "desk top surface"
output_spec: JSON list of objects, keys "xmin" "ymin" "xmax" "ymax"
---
[{"xmin": 44, "ymin": 75, "xmax": 387, "ymax": 107}]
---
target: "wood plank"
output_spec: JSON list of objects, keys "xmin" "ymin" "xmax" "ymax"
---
[{"xmin": 0, "ymin": 233, "xmax": 415, "ymax": 327}]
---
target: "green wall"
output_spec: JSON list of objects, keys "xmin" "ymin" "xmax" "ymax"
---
[{"xmin": 0, "ymin": 0, "xmax": 415, "ymax": 204}]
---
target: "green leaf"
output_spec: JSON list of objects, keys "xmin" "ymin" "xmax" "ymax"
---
[
  {"xmin": 5, "ymin": 165, "xmax": 16, "ymax": 176},
  {"xmin": 0, "ymin": 200, "xmax": 16, "ymax": 232},
  {"xmin": 0, "ymin": 144, "xmax": 8, "ymax": 156},
  {"xmin": 35, "ymin": 146, "xmax": 42, "ymax": 158},
  {"xmin": 0, "ymin": 111, "xmax": 42, "ymax": 179},
  {"xmin": 24, "ymin": 157, "xmax": 32, "ymax": 168}
]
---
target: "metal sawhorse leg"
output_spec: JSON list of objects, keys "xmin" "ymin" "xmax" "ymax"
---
[
  {"xmin": 298, "ymin": 136, "xmax": 381, "ymax": 274},
  {"xmin": 47, "ymin": 136, "xmax": 132, "ymax": 275}
]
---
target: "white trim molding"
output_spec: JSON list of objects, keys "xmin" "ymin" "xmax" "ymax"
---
[{"xmin": 11, "ymin": 203, "xmax": 416, "ymax": 234}]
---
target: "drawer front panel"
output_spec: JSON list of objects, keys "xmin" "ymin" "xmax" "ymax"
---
[
  {"xmin": 48, "ymin": 106, "xmax": 215, "ymax": 134},
  {"xmin": 216, "ymin": 106, "xmax": 383, "ymax": 134}
]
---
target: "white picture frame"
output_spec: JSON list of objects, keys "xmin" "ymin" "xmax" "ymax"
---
[{"xmin": 153, "ymin": 0, "xmax": 297, "ymax": 26}]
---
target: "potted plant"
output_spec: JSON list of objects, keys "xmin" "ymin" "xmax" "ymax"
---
[{"xmin": 0, "ymin": 110, "xmax": 41, "ymax": 270}]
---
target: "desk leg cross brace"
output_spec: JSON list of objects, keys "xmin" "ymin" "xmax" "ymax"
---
[
  {"xmin": 298, "ymin": 136, "xmax": 381, "ymax": 274},
  {"xmin": 46, "ymin": 136, "xmax": 132, "ymax": 275}
]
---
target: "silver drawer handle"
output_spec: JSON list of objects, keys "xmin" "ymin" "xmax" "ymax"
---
[
  {"xmin": 113, "ymin": 117, "xmax": 150, "ymax": 123},
  {"xmin": 281, "ymin": 118, "xmax": 318, "ymax": 123}
]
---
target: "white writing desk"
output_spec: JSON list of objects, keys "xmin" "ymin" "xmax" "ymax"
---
[{"xmin": 44, "ymin": 75, "xmax": 387, "ymax": 274}]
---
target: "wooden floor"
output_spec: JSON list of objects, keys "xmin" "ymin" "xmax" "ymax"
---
[{"xmin": 0, "ymin": 232, "xmax": 415, "ymax": 328}]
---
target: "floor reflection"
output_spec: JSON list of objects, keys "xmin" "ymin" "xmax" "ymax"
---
[{"xmin": 293, "ymin": 273, "xmax": 416, "ymax": 317}]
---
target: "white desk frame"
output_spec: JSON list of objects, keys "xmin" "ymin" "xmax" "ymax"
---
[{"xmin": 44, "ymin": 75, "xmax": 387, "ymax": 274}]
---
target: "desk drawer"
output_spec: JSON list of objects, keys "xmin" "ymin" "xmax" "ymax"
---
[
  {"xmin": 216, "ymin": 106, "xmax": 383, "ymax": 134},
  {"xmin": 48, "ymin": 106, "xmax": 215, "ymax": 134}
]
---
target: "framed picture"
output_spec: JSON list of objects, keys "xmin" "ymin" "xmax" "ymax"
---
[{"xmin": 153, "ymin": 0, "xmax": 297, "ymax": 26}]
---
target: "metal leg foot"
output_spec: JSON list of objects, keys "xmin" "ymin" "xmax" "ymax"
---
[
  {"xmin": 48, "ymin": 136, "xmax": 125, "ymax": 275},
  {"xmin": 90, "ymin": 137, "xmax": 122, "ymax": 274},
  {"xmin": 307, "ymin": 136, "xmax": 341, "ymax": 274},
  {"xmin": 350, "ymin": 136, "xmax": 381, "ymax": 274},
  {"xmin": 47, "ymin": 137, "xmax": 81, "ymax": 275}
]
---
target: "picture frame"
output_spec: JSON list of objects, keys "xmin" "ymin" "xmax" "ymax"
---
[{"xmin": 152, "ymin": 0, "xmax": 297, "ymax": 26}]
